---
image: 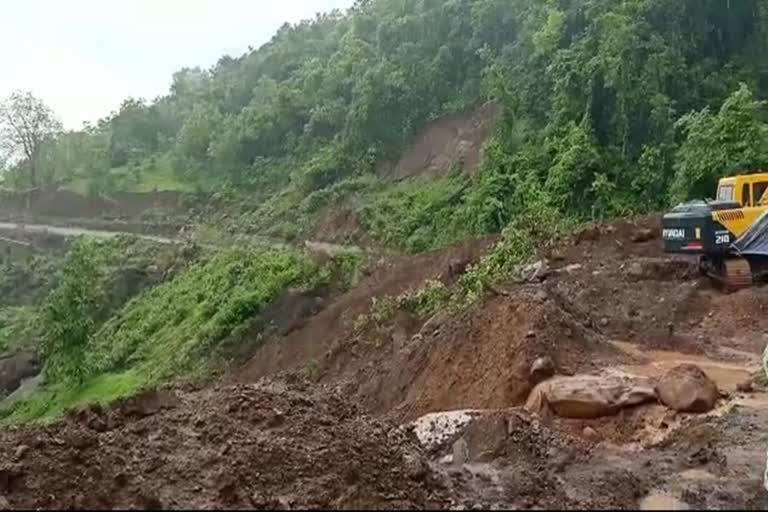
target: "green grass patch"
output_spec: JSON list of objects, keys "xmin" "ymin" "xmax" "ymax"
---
[
  {"xmin": 2, "ymin": 245, "xmax": 322, "ymax": 423},
  {"xmin": 1, "ymin": 371, "xmax": 144, "ymax": 424},
  {"xmin": 62, "ymin": 154, "xmax": 197, "ymax": 195},
  {"xmin": 90, "ymin": 246, "xmax": 315, "ymax": 382}
]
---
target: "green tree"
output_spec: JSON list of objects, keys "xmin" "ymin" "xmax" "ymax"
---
[
  {"xmin": 0, "ymin": 91, "xmax": 62, "ymax": 188},
  {"xmin": 40, "ymin": 240, "xmax": 111, "ymax": 384},
  {"xmin": 671, "ymin": 83, "xmax": 768, "ymax": 203}
]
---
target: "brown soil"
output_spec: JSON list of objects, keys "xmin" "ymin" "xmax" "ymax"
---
[
  {"xmin": 322, "ymin": 287, "xmax": 627, "ymax": 421},
  {"xmin": 0, "ymin": 381, "xmax": 447, "ymax": 510},
  {"xmin": 377, "ymin": 102, "xmax": 499, "ymax": 179},
  {"xmin": 236, "ymin": 235, "xmax": 497, "ymax": 383},
  {"xmin": 309, "ymin": 204, "xmax": 363, "ymax": 245}
]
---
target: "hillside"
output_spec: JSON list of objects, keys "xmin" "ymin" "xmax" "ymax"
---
[
  {"xmin": 1, "ymin": 0, "xmax": 768, "ymax": 509},
  {"xmin": 3, "ymin": 0, "xmax": 768, "ymax": 252}
]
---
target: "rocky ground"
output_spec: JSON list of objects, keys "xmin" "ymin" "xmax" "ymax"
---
[{"xmin": 1, "ymin": 215, "xmax": 767, "ymax": 509}]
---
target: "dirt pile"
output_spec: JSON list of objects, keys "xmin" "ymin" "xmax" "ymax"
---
[
  {"xmin": 325, "ymin": 286, "xmax": 627, "ymax": 421},
  {"xmin": 241, "ymin": 216, "xmax": 711, "ymax": 422},
  {"xmin": 541, "ymin": 216, "xmax": 768, "ymax": 357},
  {"xmin": 236, "ymin": 235, "xmax": 496, "ymax": 383},
  {"xmin": 0, "ymin": 380, "xmax": 446, "ymax": 510},
  {"xmin": 432, "ymin": 410, "xmax": 593, "ymax": 510}
]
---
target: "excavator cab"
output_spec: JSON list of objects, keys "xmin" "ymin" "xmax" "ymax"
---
[
  {"xmin": 716, "ymin": 174, "xmax": 768, "ymax": 208},
  {"xmin": 662, "ymin": 172, "xmax": 768, "ymax": 289}
]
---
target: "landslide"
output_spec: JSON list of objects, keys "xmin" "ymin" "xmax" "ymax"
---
[
  {"xmin": 2, "ymin": 215, "xmax": 768, "ymax": 510},
  {"xmin": 0, "ymin": 380, "xmax": 446, "ymax": 510},
  {"xmin": 236, "ymin": 235, "xmax": 497, "ymax": 381},
  {"xmin": 240, "ymin": 215, "xmax": 766, "ymax": 421}
]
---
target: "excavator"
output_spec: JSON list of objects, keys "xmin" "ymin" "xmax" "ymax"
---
[{"xmin": 662, "ymin": 172, "xmax": 768, "ymax": 289}]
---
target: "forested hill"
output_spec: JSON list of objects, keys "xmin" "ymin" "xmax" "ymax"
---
[{"xmin": 6, "ymin": 0, "xmax": 768, "ymax": 250}]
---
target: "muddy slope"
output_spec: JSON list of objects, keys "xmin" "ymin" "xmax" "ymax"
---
[
  {"xmin": 2, "ymin": 214, "xmax": 768, "ymax": 509},
  {"xmin": 376, "ymin": 102, "xmax": 499, "ymax": 179},
  {"xmin": 241, "ymin": 215, "xmax": 768, "ymax": 422},
  {"xmin": 236, "ymin": 235, "xmax": 496, "ymax": 382}
]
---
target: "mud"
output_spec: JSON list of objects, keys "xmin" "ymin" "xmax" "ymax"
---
[
  {"xmin": 3, "ymin": 213, "xmax": 768, "ymax": 509},
  {"xmin": 236, "ymin": 235, "xmax": 496, "ymax": 384},
  {"xmin": 0, "ymin": 381, "xmax": 447, "ymax": 510},
  {"xmin": 376, "ymin": 101, "xmax": 499, "ymax": 179},
  {"xmin": 233, "ymin": 213, "xmax": 768, "ymax": 509}
]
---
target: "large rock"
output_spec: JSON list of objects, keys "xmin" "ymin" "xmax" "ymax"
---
[
  {"xmin": 0, "ymin": 351, "xmax": 40, "ymax": 395},
  {"xmin": 515, "ymin": 260, "xmax": 550, "ymax": 283},
  {"xmin": 656, "ymin": 364, "xmax": 719, "ymax": 413},
  {"xmin": 526, "ymin": 372, "xmax": 657, "ymax": 419}
]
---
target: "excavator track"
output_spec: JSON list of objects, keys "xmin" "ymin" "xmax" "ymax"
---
[{"xmin": 705, "ymin": 257, "xmax": 753, "ymax": 291}]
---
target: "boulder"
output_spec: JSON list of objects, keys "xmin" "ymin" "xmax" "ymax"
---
[
  {"xmin": 0, "ymin": 351, "xmax": 40, "ymax": 395},
  {"xmin": 529, "ymin": 356, "xmax": 556, "ymax": 384},
  {"xmin": 515, "ymin": 260, "xmax": 550, "ymax": 283},
  {"xmin": 526, "ymin": 373, "xmax": 657, "ymax": 419},
  {"xmin": 656, "ymin": 364, "xmax": 719, "ymax": 413},
  {"xmin": 582, "ymin": 426, "xmax": 600, "ymax": 442}
]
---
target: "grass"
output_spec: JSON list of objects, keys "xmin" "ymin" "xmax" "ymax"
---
[
  {"xmin": 61, "ymin": 154, "xmax": 198, "ymax": 195},
  {"xmin": 359, "ymin": 173, "xmax": 475, "ymax": 252},
  {"xmin": 0, "ymin": 245, "xmax": 323, "ymax": 424},
  {"xmin": 2, "ymin": 371, "xmax": 144, "ymax": 424}
]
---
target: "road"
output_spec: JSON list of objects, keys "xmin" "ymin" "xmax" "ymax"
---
[
  {"xmin": 0, "ymin": 221, "xmax": 175, "ymax": 244},
  {"xmin": 0, "ymin": 220, "xmax": 362, "ymax": 256}
]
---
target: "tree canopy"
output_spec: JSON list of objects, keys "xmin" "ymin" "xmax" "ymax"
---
[
  {"xmin": 8, "ymin": 0, "xmax": 768, "ymax": 238},
  {"xmin": 0, "ymin": 91, "xmax": 62, "ymax": 188}
]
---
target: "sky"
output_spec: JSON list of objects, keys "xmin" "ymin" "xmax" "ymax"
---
[{"xmin": 0, "ymin": 0, "xmax": 354, "ymax": 129}]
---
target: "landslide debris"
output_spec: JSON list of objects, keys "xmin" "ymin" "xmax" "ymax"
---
[{"xmin": 0, "ymin": 380, "xmax": 446, "ymax": 510}]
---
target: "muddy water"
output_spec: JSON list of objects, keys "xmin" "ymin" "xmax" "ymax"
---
[{"xmin": 609, "ymin": 340, "xmax": 757, "ymax": 392}]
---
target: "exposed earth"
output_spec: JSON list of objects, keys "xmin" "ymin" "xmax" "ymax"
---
[{"xmin": 1, "ymin": 214, "xmax": 767, "ymax": 509}]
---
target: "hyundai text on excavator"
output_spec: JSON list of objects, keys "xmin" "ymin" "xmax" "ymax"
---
[{"xmin": 662, "ymin": 172, "xmax": 768, "ymax": 289}]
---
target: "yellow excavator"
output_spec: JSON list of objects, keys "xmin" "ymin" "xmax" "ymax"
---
[{"xmin": 662, "ymin": 172, "xmax": 768, "ymax": 289}]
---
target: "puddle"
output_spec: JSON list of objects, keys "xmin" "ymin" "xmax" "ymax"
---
[
  {"xmin": 609, "ymin": 340, "xmax": 757, "ymax": 392},
  {"xmin": 639, "ymin": 492, "xmax": 689, "ymax": 510}
]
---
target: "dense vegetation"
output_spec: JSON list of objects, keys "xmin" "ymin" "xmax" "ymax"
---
[
  {"xmin": 2, "ymin": 0, "xmax": 768, "ymax": 252},
  {"xmin": 0, "ymin": 241, "xmax": 339, "ymax": 422}
]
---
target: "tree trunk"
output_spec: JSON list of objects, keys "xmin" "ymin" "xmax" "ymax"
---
[{"xmin": 28, "ymin": 157, "xmax": 37, "ymax": 188}]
